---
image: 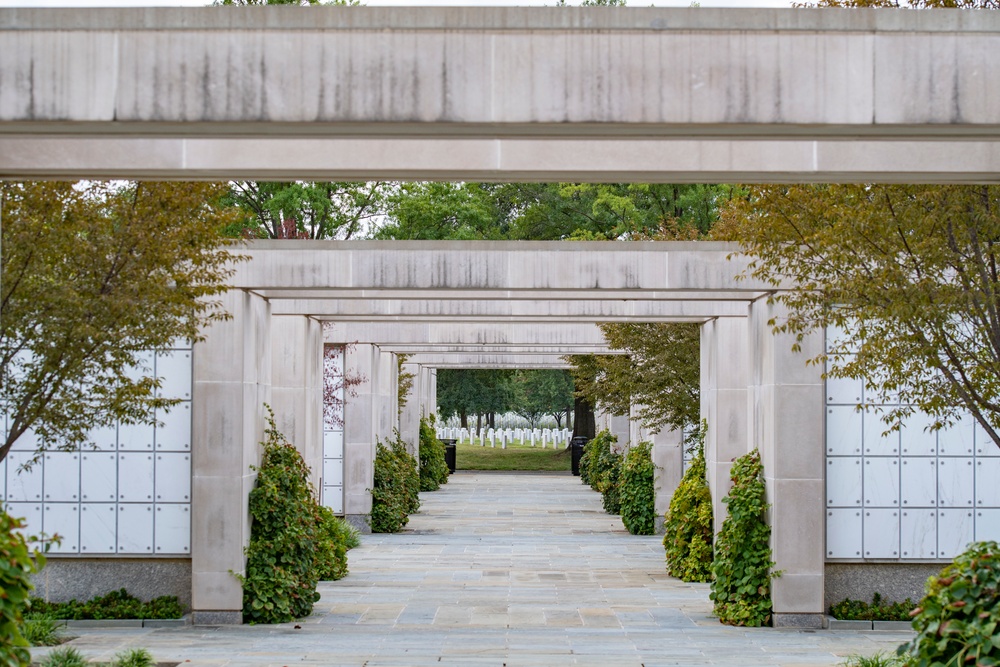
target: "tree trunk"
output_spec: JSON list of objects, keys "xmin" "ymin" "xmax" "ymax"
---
[
  {"xmin": 554, "ymin": 413, "xmax": 563, "ymax": 429},
  {"xmin": 572, "ymin": 395, "xmax": 596, "ymax": 440},
  {"xmin": 460, "ymin": 409, "xmax": 468, "ymax": 429}
]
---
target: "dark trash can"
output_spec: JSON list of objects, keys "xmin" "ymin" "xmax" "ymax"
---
[
  {"xmin": 440, "ymin": 438, "xmax": 457, "ymax": 473},
  {"xmin": 570, "ymin": 436, "xmax": 589, "ymax": 476}
]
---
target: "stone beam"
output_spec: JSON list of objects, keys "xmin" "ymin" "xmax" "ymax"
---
[
  {"xmin": 233, "ymin": 241, "xmax": 763, "ymax": 293},
  {"xmin": 270, "ymin": 298, "xmax": 748, "ymax": 322},
  {"xmin": 322, "ymin": 321, "xmax": 610, "ymax": 347},
  {"xmin": 405, "ymin": 354, "xmax": 571, "ymax": 369},
  {"xmin": 3, "ymin": 8, "xmax": 1000, "ymax": 182}
]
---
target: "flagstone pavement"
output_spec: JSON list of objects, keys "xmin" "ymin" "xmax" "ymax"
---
[{"xmin": 35, "ymin": 471, "xmax": 913, "ymax": 666}]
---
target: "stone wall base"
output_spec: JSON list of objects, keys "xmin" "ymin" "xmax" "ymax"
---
[
  {"xmin": 825, "ymin": 563, "xmax": 942, "ymax": 610},
  {"xmin": 772, "ymin": 613, "xmax": 825, "ymax": 629},
  {"xmin": 191, "ymin": 611, "xmax": 243, "ymax": 625},
  {"xmin": 345, "ymin": 513, "xmax": 371, "ymax": 534},
  {"xmin": 31, "ymin": 558, "xmax": 192, "ymax": 608}
]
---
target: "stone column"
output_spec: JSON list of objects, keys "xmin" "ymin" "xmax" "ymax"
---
[
  {"xmin": 747, "ymin": 297, "xmax": 826, "ymax": 628},
  {"xmin": 652, "ymin": 426, "xmax": 684, "ymax": 534},
  {"xmin": 608, "ymin": 413, "xmax": 630, "ymax": 452},
  {"xmin": 398, "ymin": 360, "xmax": 423, "ymax": 453},
  {"xmin": 270, "ymin": 315, "xmax": 323, "ymax": 491},
  {"xmin": 343, "ymin": 343, "xmax": 378, "ymax": 532},
  {"xmin": 190, "ymin": 289, "xmax": 271, "ymax": 625},
  {"xmin": 701, "ymin": 317, "xmax": 750, "ymax": 535}
]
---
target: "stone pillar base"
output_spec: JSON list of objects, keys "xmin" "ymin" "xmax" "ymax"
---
[
  {"xmin": 345, "ymin": 514, "xmax": 371, "ymax": 534},
  {"xmin": 772, "ymin": 613, "xmax": 825, "ymax": 629},
  {"xmin": 653, "ymin": 515, "xmax": 666, "ymax": 535},
  {"xmin": 191, "ymin": 611, "xmax": 243, "ymax": 625}
]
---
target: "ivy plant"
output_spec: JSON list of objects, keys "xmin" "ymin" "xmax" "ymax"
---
[
  {"xmin": 898, "ymin": 541, "xmax": 1000, "ymax": 667},
  {"xmin": 620, "ymin": 441, "xmax": 656, "ymax": 535},
  {"xmin": 418, "ymin": 417, "xmax": 449, "ymax": 492},
  {"xmin": 709, "ymin": 449, "xmax": 776, "ymax": 627},
  {"xmin": 1, "ymin": 508, "xmax": 46, "ymax": 667},
  {"xmin": 582, "ymin": 430, "xmax": 615, "ymax": 491},
  {"xmin": 663, "ymin": 425, "xmax": 714, "ymax": 582},
  {"xmin": 238, "ymin": 408, "xmax": 321, "ymax": 624}
]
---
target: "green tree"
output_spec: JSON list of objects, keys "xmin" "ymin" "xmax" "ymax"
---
[
  {"xmin": 222, "ymin": 181, "xmax": 383, "ymax": 240},
  {"xmin": 719, "ymin": 183, "xmax": 1000, "ymax": 450},
  {"xmin": 567, "ymin": 323, "xmax": 700, "ymax": 435},
  {"xmin": 512, "ymin": 370, "xmax": 575, "ymax": 428},
  {"xmin": 436, "ymin": 369, "xmax": 515, "ymax": 429},
  {"xmin": 0, "ymin": 182, "xmax": 240, "ymax": 464}
]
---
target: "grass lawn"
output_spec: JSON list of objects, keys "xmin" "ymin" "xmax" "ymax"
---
[{"xmin": 455, "ymin": 440, "xmax": 571, "ymax": 472}]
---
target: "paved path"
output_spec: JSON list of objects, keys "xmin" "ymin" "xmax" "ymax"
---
[{"xmin": 38, "ymin": 471, "xmax": 912, "ymax": 666}]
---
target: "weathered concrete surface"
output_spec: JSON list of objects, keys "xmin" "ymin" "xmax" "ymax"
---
[
  {"xmin": 2, "ymin": 7, "xmax": 999, "ymax": 181},
  {"xmin": 31, "ymin": 473, "xmax": 912, "ymax": 667}
]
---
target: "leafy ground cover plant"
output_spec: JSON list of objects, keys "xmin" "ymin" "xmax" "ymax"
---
[
  {"xmin": 663, "ymin": 425, "xmax": 714, "ymax": 582},
  {"xmin": 21, "ymin": 616, "xmax": 64, "ymax": 646},
  {"xmin": 829, "ymin": 592, "xmax": 914, "ymax": 622},
  {"xmin": 897, "ymin": 540, "xmax": 1000, "ymax": 667},
  {"xmin": 27, "ymin": 590, "xmax": 183, "ymax": 621},
  {"xmin": 709, "ymin": 449, "xmax": 776, "ymax": 627},
  {"xmin": 620, "ymin": 441, "xmax": 656, "ymax": 535},
  {"xmin": 41, "ymin": 647, "xmax": 87, "ymax": 667},
  {"xmin": 112, "ymin": 648, "xmax": 155, "ymax": 667},
  {"xmin": 1, "ymin": 508, "xmax": 47, "ymax": 667},
  {"xmin": 418, "ymin": 417, "xmax": 449, "ymax": 491},
  {"xmin": 238, "ymin": 409, "xmax": 321, "ymax": 624},
  {"xmin": 839, "ymin": 652, "xmax": 905, "ymax": 667}
]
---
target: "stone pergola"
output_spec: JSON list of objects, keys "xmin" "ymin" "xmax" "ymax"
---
[
  {"xmin": 3, "ymin": 5, "xmax": 999, "ymax": 629},
  {"xmin": 198, "ymin": 240, "xmax": 822, "ymax": 626}
]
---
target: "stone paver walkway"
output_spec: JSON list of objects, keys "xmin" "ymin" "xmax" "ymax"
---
[{"xmin": 36, "ymin": 471, "xmax": 912, "ymax": 666}]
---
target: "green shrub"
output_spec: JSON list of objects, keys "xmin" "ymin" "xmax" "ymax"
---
[
  {"xmin": 620, "ymin": 441, "xmax": 656, "ymax": 535},
  {"xmin": 27, "ymin": 589, "xmax": 183, "ymax": 621},
  {"xmin": 709, "ymin": 449, "xmax": 776, "ymax": 627},
  {"xmin": 898, "ymin": 540, "xmax": 1000, "ymax": 667},
  {"xmin": 418, "ymin": 418, "xmax": 449, "ymax": 492},
  {"xmin": 595, "ymin": 442, "xmax": 623, "ymax": 515},
  {"xmin": 582, "ymin": 431, "xmax": 615, "ymax": 491},
  {"xmin": 238, "ymin": 409, "xmax": 321, "ymax": 624},
  {"xmin": 112, "ymin": 647, "xmax": 155, "ymax": 667},
  {"xmin": 829, "ymin": 592, "xmax": 914, "ymax": 622},
  {"xmin": 1, "ymin": 508, "xmax": 47, "ymax": 667},
  {"xmin": 370, "ymin": 434, "xmax": 420, "ymax": 533},
  {"xmin": 663, "ymin": 426, "xmax": 714, "ymax": 582},
  {"xmin": 41, "ymin": 647, "xmax": 86, "ymax": 667},
  {"xmin": 314, "ymin": 506, "xmax": 350, "ymax": 582}
]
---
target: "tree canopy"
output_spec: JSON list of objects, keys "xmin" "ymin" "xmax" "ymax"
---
[
  {"xmin": 716, "ymin": 183, "xmax": 1000, "ymax": 449},
  {"xmin": 0, "ymin": 181, "xmax": 241, "ymax": 463},
  {"xmin": 567, "ymin": 323, "xmax": 700, "ymax": 435},
  {"xmin": 511, "ymin": 370, "xmax": 575, "ymax": 429}
]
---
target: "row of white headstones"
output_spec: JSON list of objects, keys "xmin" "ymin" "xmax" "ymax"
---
[{"xmin": 436, "ymin": 427, "xmax": 572, "ymax": 449}]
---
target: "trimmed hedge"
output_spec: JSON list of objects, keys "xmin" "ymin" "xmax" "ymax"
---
[
  {"xmin": 663, "ymin": 427, "xmax": 714, "ymax": 582},
  {"xmin": 27, "ymin": 589, "xmax": 183, "ymax": 621},
  {"xmin": 1, "ymin": 508, "xmax": 45, "ymax": 667},
  {"xmin": 418, "ymin": 418, "xmax": 449, "ymax": 492},
  {"xmin": 620, "ymin": 441, "xmax": 656, "ymax": 535},
  {"xmin": 370, "ymin": 434, "xmax": 420, "ymax": 533},
  {"xmin": 898, "ymin": 541, "xmax": 1000, "ymax": 666},
  {"xmin": 709, "ymin": 449, "xmax": 776, "ymax": 627}
]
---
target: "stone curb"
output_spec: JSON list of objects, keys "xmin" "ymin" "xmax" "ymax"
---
[
  {"xmin": 824, "ymin": 617, "xmax": 915, "ymax": 632},
  {"xmin": 873, "ymin": 620, "xmax": 914, "ymax": 632},
  {"xmin": 826, "ymin": 617, "xmax": 872, "ymax": 630},
  {"xmin": 61, "ymin": 615, "xmax": 190, "ymax": 629}
]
